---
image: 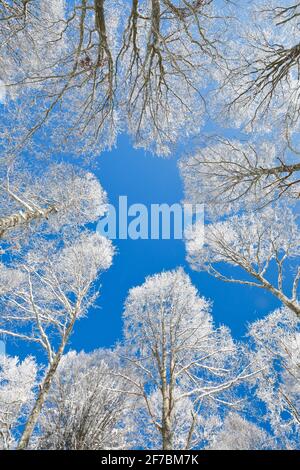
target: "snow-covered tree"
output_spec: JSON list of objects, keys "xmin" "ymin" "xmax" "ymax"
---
[
  {"xmin": 117, "ymin": 0, "xmax": 226, "ymax": 155},
  {"xmin": 175, "ymin": 2, "xmax": 298, "ymax": 216},
  {"xmin": 0, "ymin": 355, "xmax": 37, "ymax": 449},
  {"xmin": 0, "ymin": 230, "xmax": 114, "ymax": 449},
  {"xmin": 186, "ymin": 206, "xmax": 300, "ymax": 318},
  {"xmin": 0, "ymin": 2, "xmax": 299, "ymax": 452},
  {"xmin": 212, "ymin": 1, "xmax": 300, "ymax": 134},
  {"xmin": 36, "ymin": 350, "xmax": 128, "ymax": 450},
  {"xmin": 0, "ymin": 161, "xmax": 107, "ymax": 245},
  {"xmin": 120, "ymin": 269, "xmax": 254, "ymax": 450},
  {"xmin": 181, "ymin": 137, "xmax": 300, "ymax": 217},
  {"xmin": 248, "ymin": 307, "xmax": 300, "ymax": 449},
  {"xmin": 0, "ymin": 1, "xmax": 231, "ymax": 156},
  {"xmin": 208, "ymin": 412, "xmax": 271, "ymax": 450}
]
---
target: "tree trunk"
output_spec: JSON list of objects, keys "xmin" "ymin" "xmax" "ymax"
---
[
  {"xmin": 251, "ymin": 269, "xmax": 300, "ymax": 318},
  {"xmin": 16, "ymin": 352, "xmax": 62, "ymax": 450},
  {"xmin": 161, "ymin": 315, "xmax": 173, "ymax": 450},
  {"xmin": 265, "ymin": 283, "xmax": 300, "ymax": 318},
  {"xmin": 0, "ymin": 205, "xmax": 58, "ymax": 239},
  {"xmin": 17, "ymin": 317, "xmax": 76, "ymax": 450},
  {"xmin": 162, "ymin": 411, "xmax": 173, "ymax": 450}
]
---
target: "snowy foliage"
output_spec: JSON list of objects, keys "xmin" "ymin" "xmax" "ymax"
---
[
  {"xmin": 181, "ymin": 137, "xmax": 300, "ymax": 217},
  {"xmin": 212, "ymin": 1, "xmax": 300, "ymax": 134},
  {"xmin": 0, "ymin": 0, "xmax": 231, "ymax": 156},
  {"xmin": 248, "ymin": 307, "xmax": 300, "ymax": 449},
  {"xmin": 0, "ymin": 230, "xmax": 114, "ymax": 449},
  {"xmin": 36, "ymin": 350, "xmax": 128, "ymax": 450},
  {"xmin": 0, "ymin": 355, "xmax": 37, "ymax": 449},
  {"xmin": 121, "ymin": 269, "xmax": 252, "ymax": 449},
  {"xmin": 186, "ymin": 206, "xmax": 300, "ymax": 317},
  {"xmin": 0, "ymin": 0, "xmax": 299, "ymax": 452},
  {"xmin": 0, "ymin": 231, "xmax": 114, "ymax": 359},
  {"xmin": 208, "ymin": 412, "xmax": 271, "ymax": 450},
  {"xmin": 0, "ymin": 161, "xmax": 107, "ymax": 246}
]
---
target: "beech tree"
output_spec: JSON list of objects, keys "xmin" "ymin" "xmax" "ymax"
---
[
  {"xmin": 36, "ymin": 350, "xmax": 128, "ymax": 450},
  {"xmin": 120, "ymin": 269, "xmax": 255, "ymax": 450},
  {"xmin": 210, "ymin": 1, "xmax": 300, "ymax": 133},
  {"xmin": 0, "ymin": 355, "xmax": 37, "ymax": 449},
  {"xmin": 180, "ymin": 0, "xmax": 300, "ymax": 337},
  {"xmin": 181, "ymin": 137, "xmax": 300, "ymax": 217},
  {"xmin": 116, "ymin": 0, "xmax": 225, "ymax": 155},
  {"xmin": 186, "ymin": 206, "xmax": 300, "ymax": 318},
  {"xmin": 177, "ymin": 1, "xmax": 300, "ymax": 214},
  {"xmin": 0, "ymin": 0, "xmax": 231, "ymax": 156},
  {"xmin": 0, "ymin": 230, "xmax": 114, "ymax": 449},
  {"xmin": 248, "ymin": 307, "xmax": 300, "ymax": 449}
]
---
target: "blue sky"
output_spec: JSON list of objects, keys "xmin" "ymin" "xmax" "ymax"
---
[
  {"xmin": 6, "ymin": 132, "xmax": 279, "ymax": 360},
  {"xmin": 71, "ymin": 135, "xmax": 279, "ymax": 353},
  {"xmin": 6, "ymin": 133, "xmax": 280, "ymax": 360}
]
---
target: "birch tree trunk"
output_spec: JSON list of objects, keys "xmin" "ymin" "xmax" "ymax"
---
[
  {"xmin": 0, "ymin": 205, "xmax": 58, "ymax": 238},
  {"xmin": 17, "ymin": 318, "xmax": 76, "ymax": 450}
]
